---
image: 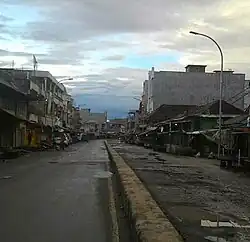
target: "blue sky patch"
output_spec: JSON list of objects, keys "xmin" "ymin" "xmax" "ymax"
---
[
  {"xmin": 2, "ymin": 5, "xmax": 41, "ymax": 25},
  {"xmin": 122, "ymin": 53, "xmax": 179, "ymax": 69}
]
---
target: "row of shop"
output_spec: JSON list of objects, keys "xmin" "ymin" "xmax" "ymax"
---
[
  {"xmin": 0, "ymin": 102, "xmax": 72, "ymax": 150},
  {"xmin": 0, "ymin": 109, "xmax": 73, "ymax": 149},
  {"xmin": 0, "ymin": 69, "xmax": 76, "ymax": 151},
  {"xmin": 126, "ymin": 100, "xmax": 250, "ymax": 163}
]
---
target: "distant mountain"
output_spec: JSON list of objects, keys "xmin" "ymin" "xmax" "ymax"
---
[{"xmin": 73, "ymin": 94, "xmax": 139, "ymax": 119}]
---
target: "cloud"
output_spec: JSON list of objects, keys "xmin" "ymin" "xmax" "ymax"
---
[
  {"xmin": 101, "ymin": 55, "xmax": 125, "ymax": 61},
  {"xmin": 17, "ymin": 0, "xmax": 218, "ymax": 42},
  {"xmin": 0, "ymin": 49, "xmax": 46, "ymax": 58},
  {"xmin": 1, "ymin": 0, "xmax": 250, "ymax": 116},
  {"xmin": 63, "ymin": 67, "xmax": 146, "ymax": 97},
  {"xmin": 0, "ymin": 14, "xmax": 13, "ymax": 22},
  {"xmin": 0, "ymin": 13, "xmax": 13, "ymax": 36}
]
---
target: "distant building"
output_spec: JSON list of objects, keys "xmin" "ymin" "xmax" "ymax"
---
[
  {"xmin": 146, "ymin": 65, "xmax": 246, "ymax": 113},
  {"xmin": 79, "ymin": 108, "xmax": 107, "ymax": 137},
  {"xmin": 126, "ymin": 110, "xmax": 140, "ymax": 132},
  {"xmin": 106, "ymin": 119, "xmax": 126, "ymax": 134}
]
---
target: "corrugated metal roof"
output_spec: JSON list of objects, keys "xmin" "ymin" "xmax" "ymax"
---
[
  {"xmin": 223, "ymin": 114, "xmax": 248, "ymax": 126},
  {"xmin": 147, "ymin": 104, "xmax": 196, "ymax": 123}
]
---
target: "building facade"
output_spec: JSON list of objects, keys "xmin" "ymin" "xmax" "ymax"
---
[
  {"xmin": 0, "ymin": 77, "xmax": 28, "ymax": 148},
  {"xmin": 0, "ymin": 68, "xmax": 74, "ymax": 148},
  {"xmin": 146, "ymin": 65, "xmax": 246, "ymax": 113},
  {"xmin": 142, "ymin": 80, "xmax": 148, "ymax": 114},
  {"xmin": 71, "ymin": 106, "xmax": 82, "ymax": 132}
]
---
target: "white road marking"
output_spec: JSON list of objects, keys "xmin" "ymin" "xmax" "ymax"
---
[
  {"xmin": 204, "ymin": 236, "xmax": 228, "ymax": 242},
  {"xmin": 0, "ymin": 175, "xmax": 12, "ymax": 179},
  {"xmin": 201, "ymin": 219, "xmax": 250, "ymax": 228}
]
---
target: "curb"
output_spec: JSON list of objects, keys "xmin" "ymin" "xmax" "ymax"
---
[{"xmin": 104, "ymin": 141, "xmax": 183, "ymax": 242}]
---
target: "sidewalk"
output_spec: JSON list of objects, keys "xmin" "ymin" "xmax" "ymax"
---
[{"xmin": 109, "ymin": 140, "xmax": 250, "ymax": 242}]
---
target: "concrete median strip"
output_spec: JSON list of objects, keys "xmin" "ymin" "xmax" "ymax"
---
[{"xmin": 104, "ymin": 141, "xmax": 183, "ymax": 242}]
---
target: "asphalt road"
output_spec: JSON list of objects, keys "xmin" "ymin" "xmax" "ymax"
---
[
  {"xmin": 110, "ymin": 140, "xmax": 250, "ymax": 242},
  {"xmin": 0, "ymin": 141, "xmax": 112, "ymax": 242}
]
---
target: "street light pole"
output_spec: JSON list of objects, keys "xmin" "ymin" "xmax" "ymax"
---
[
  {"xmin": 133, "ymin": 97, "xmax": 141, "ymax": 102},
  {"xmin": 189, "ymin": 31, "xmax": 224, "ymax": 159},
  {"xmin": 133, "ymin": 97, "xmax": 145, "ymax": 131},
  {"xmin": 58, "ymin": 77, "xmax": 73, "ymax": 83}
]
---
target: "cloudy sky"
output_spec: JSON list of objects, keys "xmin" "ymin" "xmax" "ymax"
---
[{"xmin": 0, "ymin": 0, "xmax": 249, "ymax": 117}]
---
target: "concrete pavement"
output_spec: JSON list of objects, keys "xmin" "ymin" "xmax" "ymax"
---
[
  {"xmin": 105, "ymin": 141, "xmax": 183, "ymax": 242},
  {"xmin": 109, "ymin": 140, "xmax": 250, "ymax": 242},
  {"xmin": 0, "ymin": 141, "xmax": 114, "ymax": 242}
]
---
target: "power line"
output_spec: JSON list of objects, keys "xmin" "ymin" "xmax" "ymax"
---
[{"xmin": 227, "ymin": 86, "xmax": 250, "ymax": 103}]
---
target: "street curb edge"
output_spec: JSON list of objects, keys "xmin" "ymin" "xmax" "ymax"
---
[
  {"xmin": 108, "ymin": 175, "xmax": 120, "ymax": 242},
  {"xmin": 104, "ymin": 141, "xmax": 183, "ymax": 242}
]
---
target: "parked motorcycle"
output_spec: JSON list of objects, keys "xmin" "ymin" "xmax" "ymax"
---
[
  {"xmin": 52, "ymin": 129, "xmax": 72, "ymax": 151},
  {"xmin": 53, "ymin": 137, "xmax": 62, "ymax": 150}
]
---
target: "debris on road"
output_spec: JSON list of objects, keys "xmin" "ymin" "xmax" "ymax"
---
[{"xmin": 109, "ymin": 140, "xmax": 250, "ymax": 241}]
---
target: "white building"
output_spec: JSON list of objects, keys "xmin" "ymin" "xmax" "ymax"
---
[
  {"xmin": 27, "ymin": 70, "xmax": 72, "ymax": 128},
  {"xmin": 146, "ymin": 65, "xmax": 246, "ymax": 113}
]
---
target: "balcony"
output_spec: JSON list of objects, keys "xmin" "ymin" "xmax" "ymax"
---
[
  {"xmin": 41, "ymin": 116, "xmax": 62, "ymax": 128},
  {"xmin": 54, "ymin": 117, "xmax": 63, "ymax": 127},
  {"xmin": 28, "ymin": 101, "xmax": 45, "ymax": 116},
  {"xmin": 29, "ymin": 81, "xmax": 40, "ymax": 93},
  {"xmin": 54, "ymin": 92, "xmax": 63, "ymax": 101},
  {"xmin": 29, "ymin": 80, "xmax": 46, "ymax": 99},
  {"xmin": 53, "ymin": 96, "xmax": 61, "ymax": 105}
]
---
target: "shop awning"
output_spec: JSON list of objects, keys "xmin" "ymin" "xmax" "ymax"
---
[{"xmin": 139, "ymin": 127, "xmax": 158, "ymax": 136}]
